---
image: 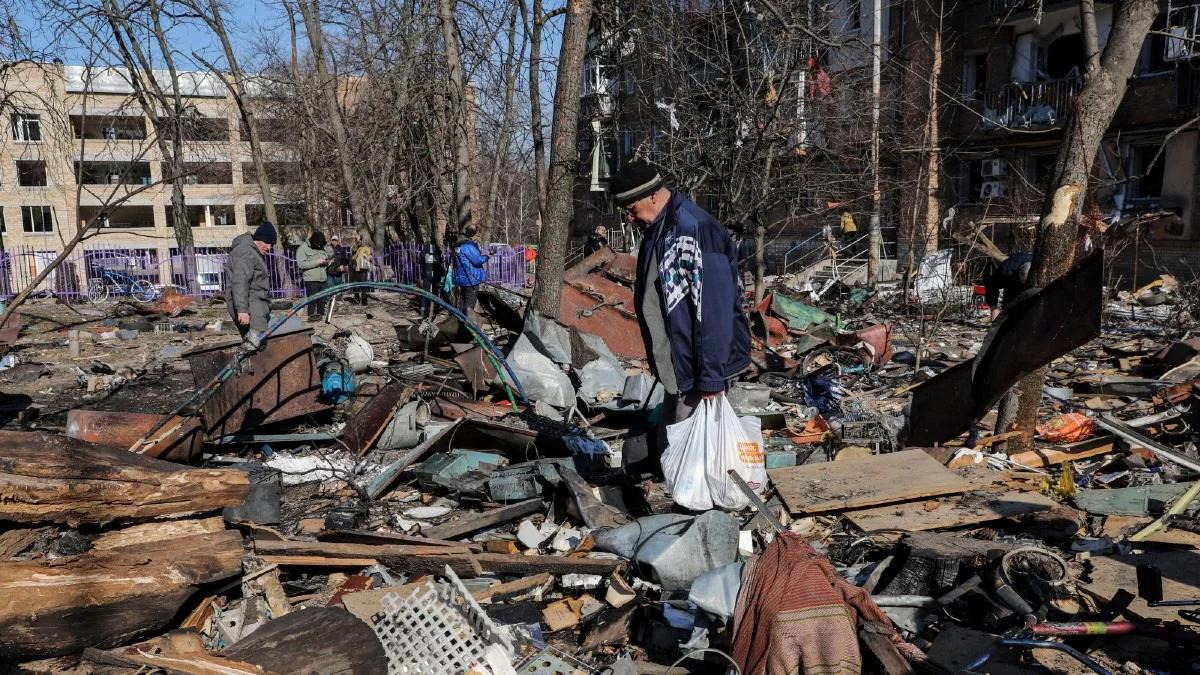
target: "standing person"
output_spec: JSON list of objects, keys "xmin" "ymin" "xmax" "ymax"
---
[
  {"xmin": 296, "ymin": 231, "xmax": 329, "ymax": 321},
  {"xmin": 452, "ymin": 225, "xmax": 489, "ymax": 319},
  {"xmin": 326, "ymin": 235, "xmax": 349, "ymax": 286},
  {"xmin": 840, "ymin": 210, "xmax": 860, "ymax": 257},
  {"xmin": 610, "ymin": 161, "xmax": 751, "ymax": 455},
  {"xmin": 419, "ymin": 241, "xmax": 444, "ymax": 318},
  {"xmin": 349, "ymin": 233, "xmax": 373, "ymax": 306},
  {"xmin": 224, "ymin": 221, "xmax": 276, "ymax": 346},
  {"xmin": 583, "ymin": 225, "xmax": 609, "ymax": 257}
]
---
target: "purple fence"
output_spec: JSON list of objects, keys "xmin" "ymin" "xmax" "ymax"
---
[{"xmin": 0, "ymin": 242, "xmax": 531, "ymax": 302}]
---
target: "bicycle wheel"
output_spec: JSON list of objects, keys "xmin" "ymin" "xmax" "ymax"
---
[
  {"xmin": 131, "ymin": 280, "xmax": 156, "ymax": 302},
  {"xmin": 87, "ymin": 279, "xmax": 110, "ymax": 304}
]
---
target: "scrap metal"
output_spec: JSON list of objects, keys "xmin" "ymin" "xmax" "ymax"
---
[
  {"xmin": 185, "ymin": 327, "xmax": 329, "ymax": 438},
  {"xmin": 908, "ymin": 253, "xmax": 1104, "ymax": 446}
]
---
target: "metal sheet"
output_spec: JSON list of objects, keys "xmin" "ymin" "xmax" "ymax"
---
[
  {"xmin": 908, "ymin": 253, "xmax": 1104, "ymax": 446},
  {"xmin": 66, "ymin": 409, "xmax": 205, "ymax": 460},
  {"xmin": 186, "ymin": 327, "xmax": 328, "ymax": 437},
  {"xmin": 558, "ymin": 281, "xmax": 644, "ymax": 360}
]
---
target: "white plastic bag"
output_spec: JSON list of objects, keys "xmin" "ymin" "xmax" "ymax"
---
[{"xmin": 661, "ymin": 394, "xmax": 766, "ymax": 511}]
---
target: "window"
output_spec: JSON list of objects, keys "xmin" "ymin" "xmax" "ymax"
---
[
  {"xmin": 1140, "ymin": 14, "xmax": 1172, "ymax": 74},
  {"xmin": 11, "ymin": 113, "xmax": 42, "ymax": 142},
  {"xmin": 1127, "ymin": 144, "xmax": 1165, "ymax": 202},
  {"xmin": 21, "ymin": 206, "xmax": 54, "ymax": 233},
  {"xmin": 621, "ymin": 130, "xmax": 636, "ymax": 158},
  {"xmin": 963, "ymin": 52, "xmax": 989, "ymax": 99},
  {"xmin": 845, "ymin": 0, "xmax": 862, "ymax": 32},
  {"xmin": 16, "ymin": 161, "xmax": 47, "ymax": 187}
]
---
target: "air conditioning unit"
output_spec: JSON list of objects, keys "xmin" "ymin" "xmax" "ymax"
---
[
  {"xmin": 980, "ymin": 181, "xmax": 1008, "ymax": 199},
  {"xmin": 981, "ymin": 159, "xmax": 1007, "ymax": 177}
]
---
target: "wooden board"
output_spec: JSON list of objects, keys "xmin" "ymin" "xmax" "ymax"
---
[
  {"xmin": 1008, "ymin": 437, "xmax": 1117, "ymax": 468},
  {"xmin": 768, "ymin": 449, "xmax": 971, "ymax": 515},
  {"xmin": 339, "ymin": 383, "xmax": 413, "ymax": 457},
  {"xmin": 845, "ymin": 490, "xmax": 1059, "ymax": 532}
]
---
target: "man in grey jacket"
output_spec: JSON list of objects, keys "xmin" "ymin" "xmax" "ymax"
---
[{"xmin": 225, "ymin": 221, "xmax": 276, "ymax": 342}]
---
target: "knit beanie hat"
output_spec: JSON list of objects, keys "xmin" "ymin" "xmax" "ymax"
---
[
  {"xmin": 610, "ymin": 161, "xmax": 664, "ymax": 207},
  {"xmin": 253, "ymin": 220, "xmax": 277, "ymax": 245}
]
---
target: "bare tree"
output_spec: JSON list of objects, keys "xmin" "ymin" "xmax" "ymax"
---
[
  {"xmin": 1005, "ymin": 0, "xmax": 1160, "ymax": 453},
  {"xmin": 530, "ymin": 0, "xmax": 593, "ymax": 316}
]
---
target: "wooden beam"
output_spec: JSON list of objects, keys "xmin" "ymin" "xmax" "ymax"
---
[
  {"xmin": 422, "ymin": 498, "xmax": 545, "ymax": 540},
  {"xmin": 256, "ymin": 539, "xmax": 622, "ymax": 578},
  {"xmin": 0, "ymin": 526, "xmax": 242, "ymax": 658},
  {"xmin": 471, "ymin": 573, "xmax": 553, "ymax": 602},
  {"xmin": 0, "ymin": 431, "xmax": 248, "ymax": 526},
  {"xmin": 259, "ymin": 555, "xmax": 380, "ymax": 567},
  {"xmin": 1009, "ymin": 438, "xmax": 1117, "ymax": 468}
]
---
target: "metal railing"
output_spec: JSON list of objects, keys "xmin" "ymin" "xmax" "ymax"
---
[
  {"xmin": 981, "ymin": 77, "xmax": 1082, "ymax": 129},
  {"xmin": 0, "ymin": 242, "xmax": 531, "ymax": 302}
]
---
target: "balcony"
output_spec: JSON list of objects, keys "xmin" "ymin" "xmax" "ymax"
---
[{"xmin": 980, "ymin": 77, "xmax": 1082, "ymax": 130}]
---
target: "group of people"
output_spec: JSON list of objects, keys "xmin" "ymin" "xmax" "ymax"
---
[
  {"xmin": 295, "ymin": 231, "xmax": 374, "ymax": 320},
  {"xmin": 222, "ymin": 220, "xmax": 493, "ymax": 341}
]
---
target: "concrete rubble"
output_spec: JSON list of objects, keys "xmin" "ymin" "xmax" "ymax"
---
[{"xmin": 0, "ymin": 252, "xmax": 1199, "ymax": 674}]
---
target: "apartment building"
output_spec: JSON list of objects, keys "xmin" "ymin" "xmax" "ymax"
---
[
  {"xmin": 931, "ymin": 0, "xmax": 1200, "ymax": 281},
  {"xmin": 0, "ymin": 61, "xmax": 297, "ymax": 293}
]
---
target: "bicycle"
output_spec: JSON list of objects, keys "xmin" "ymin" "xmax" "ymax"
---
[{"xmin": 87, "ymin": 268, "xmax": 157, "ymax": 303}]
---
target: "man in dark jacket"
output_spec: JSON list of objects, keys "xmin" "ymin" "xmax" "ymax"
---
[
  {"xmin": 611, "ymin": 161, "xmax": 752, "ymax": 451},
  {"xmin": 984, "ymin": 251, "xmax": 1033, "ymax": 319},
  {"xmin": 453, "ymin": 225, "xmax": 489, "ymax": 319},
  {"xmin": 224, "ymin": 221, "xmax": 276, "ymax": 344}
]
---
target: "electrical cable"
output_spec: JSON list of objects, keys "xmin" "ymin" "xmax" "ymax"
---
[{"xmin": 666, "ymin": 647, "xmax": 742, "ymax": 675}]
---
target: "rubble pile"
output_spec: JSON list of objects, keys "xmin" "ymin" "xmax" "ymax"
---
[{"xmin": 0, "ymin": 252, "xmax": 1199, "ymax": 674}]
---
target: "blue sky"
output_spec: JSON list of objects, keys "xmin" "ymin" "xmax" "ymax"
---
[{"xmin": 16, "ymin": 0, "xmax": 286, "ymax": 69}]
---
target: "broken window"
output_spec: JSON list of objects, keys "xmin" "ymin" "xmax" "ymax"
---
[
  {"xmin": 963, "ymin": 52, "xmax": 988, "ymax": 99},
  {"xmin": 21, "ymin": 205, "xmax": 53, "ymax": 233},
  {"xmin": 620, "ymin": 130, "xmax": 636, "ymax": 159},
  {"xmin": 1127, "ymin": 144, "xmax": 1165, "ymax": 202},
  {"xmin": 1166, "ymin": 1, "xmax": 1200, "ymax": 61},
  {"xmin": 845, "ymin": 0, "xmax": 863, "ymax": 32},
  {"xmin": 16, "ymin": 160, "xmax": 48, "ymax": 187},
  {"xmin": 11, "ymin": 113, "xmax": 42, "ymax": 142},
  {"xmin": 1041, "ymin": 34, "xmax": 1085, "ymax": 80}
]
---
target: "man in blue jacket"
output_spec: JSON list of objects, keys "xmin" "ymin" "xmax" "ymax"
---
[
  {"xmin": 610, "ymin": 161, "xmax": 752, "ymax": 452},
  {"xmin": 453, "ymin": 225, "xmax": 489, "ymax": 319}
]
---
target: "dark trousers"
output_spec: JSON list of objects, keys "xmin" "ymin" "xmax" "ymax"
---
[
  {"xmin": 304, "ymin": 281, "xmax": 325, "ymax": 319},
  {"xmin": 457, "ymin": 284, "xmax": 479, "ymax": 319},
  {"xmin": 350, "ymin": 270, "xmax": 369, "ymax": 304}
]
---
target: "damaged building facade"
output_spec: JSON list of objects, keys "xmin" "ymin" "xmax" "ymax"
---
[
  {"xmin": 0, "ymin": 61, "xmax": 300, "ymax": 293},
  {"xmin": 902, "ymin": 0, "xmax": 1200, "ymax": 281},
  {"xmin": 570, "ymin": 0, "xmax": 898, "ymax": 275}
]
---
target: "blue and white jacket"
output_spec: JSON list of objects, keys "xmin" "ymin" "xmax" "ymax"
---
[{"xmin": 634, "ymin": 191, "xmax": 752, "ymax": 393}]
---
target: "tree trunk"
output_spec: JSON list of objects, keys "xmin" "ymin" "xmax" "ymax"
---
[
  {"xmin": 923, "ymin": 1, "xmax": 943, "ymax": 253},
  {"xmin": 753, "ymin": 221, "xmax": 766, "ymax": 302},
  {"xmin": 529, "ymin": 0, "xmax": 593, "ymax": 317},
  {"xmin": 1007, "ymin": 0, "xmax": 1158, "ymax": 454},
  {"xmin": 202, "ymin": 0, "xmax": 278, "ymax": 227},
  {"xmin": 519, "ymin": 0, "xmax": 549, "ymax": 231},
  {"xmin": 439, "ymin": 0, "xmax": 474, "ymax": 236},
  {"xmin": 481, "ymin": 8, "xmax": 522, "ymax": 242},
  {"xmin": 297, "ymin": 0, "xmax": 370, "ymax": 233}
]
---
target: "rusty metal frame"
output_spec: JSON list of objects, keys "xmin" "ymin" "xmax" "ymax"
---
[{"xmin": 185, "ymin": 327, "xmax": 329, "ymax": 437}]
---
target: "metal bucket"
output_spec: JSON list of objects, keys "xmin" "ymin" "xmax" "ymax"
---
[{"xmin": 377, "ymin": 399, "xmax": 431, "ymax": 450}]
